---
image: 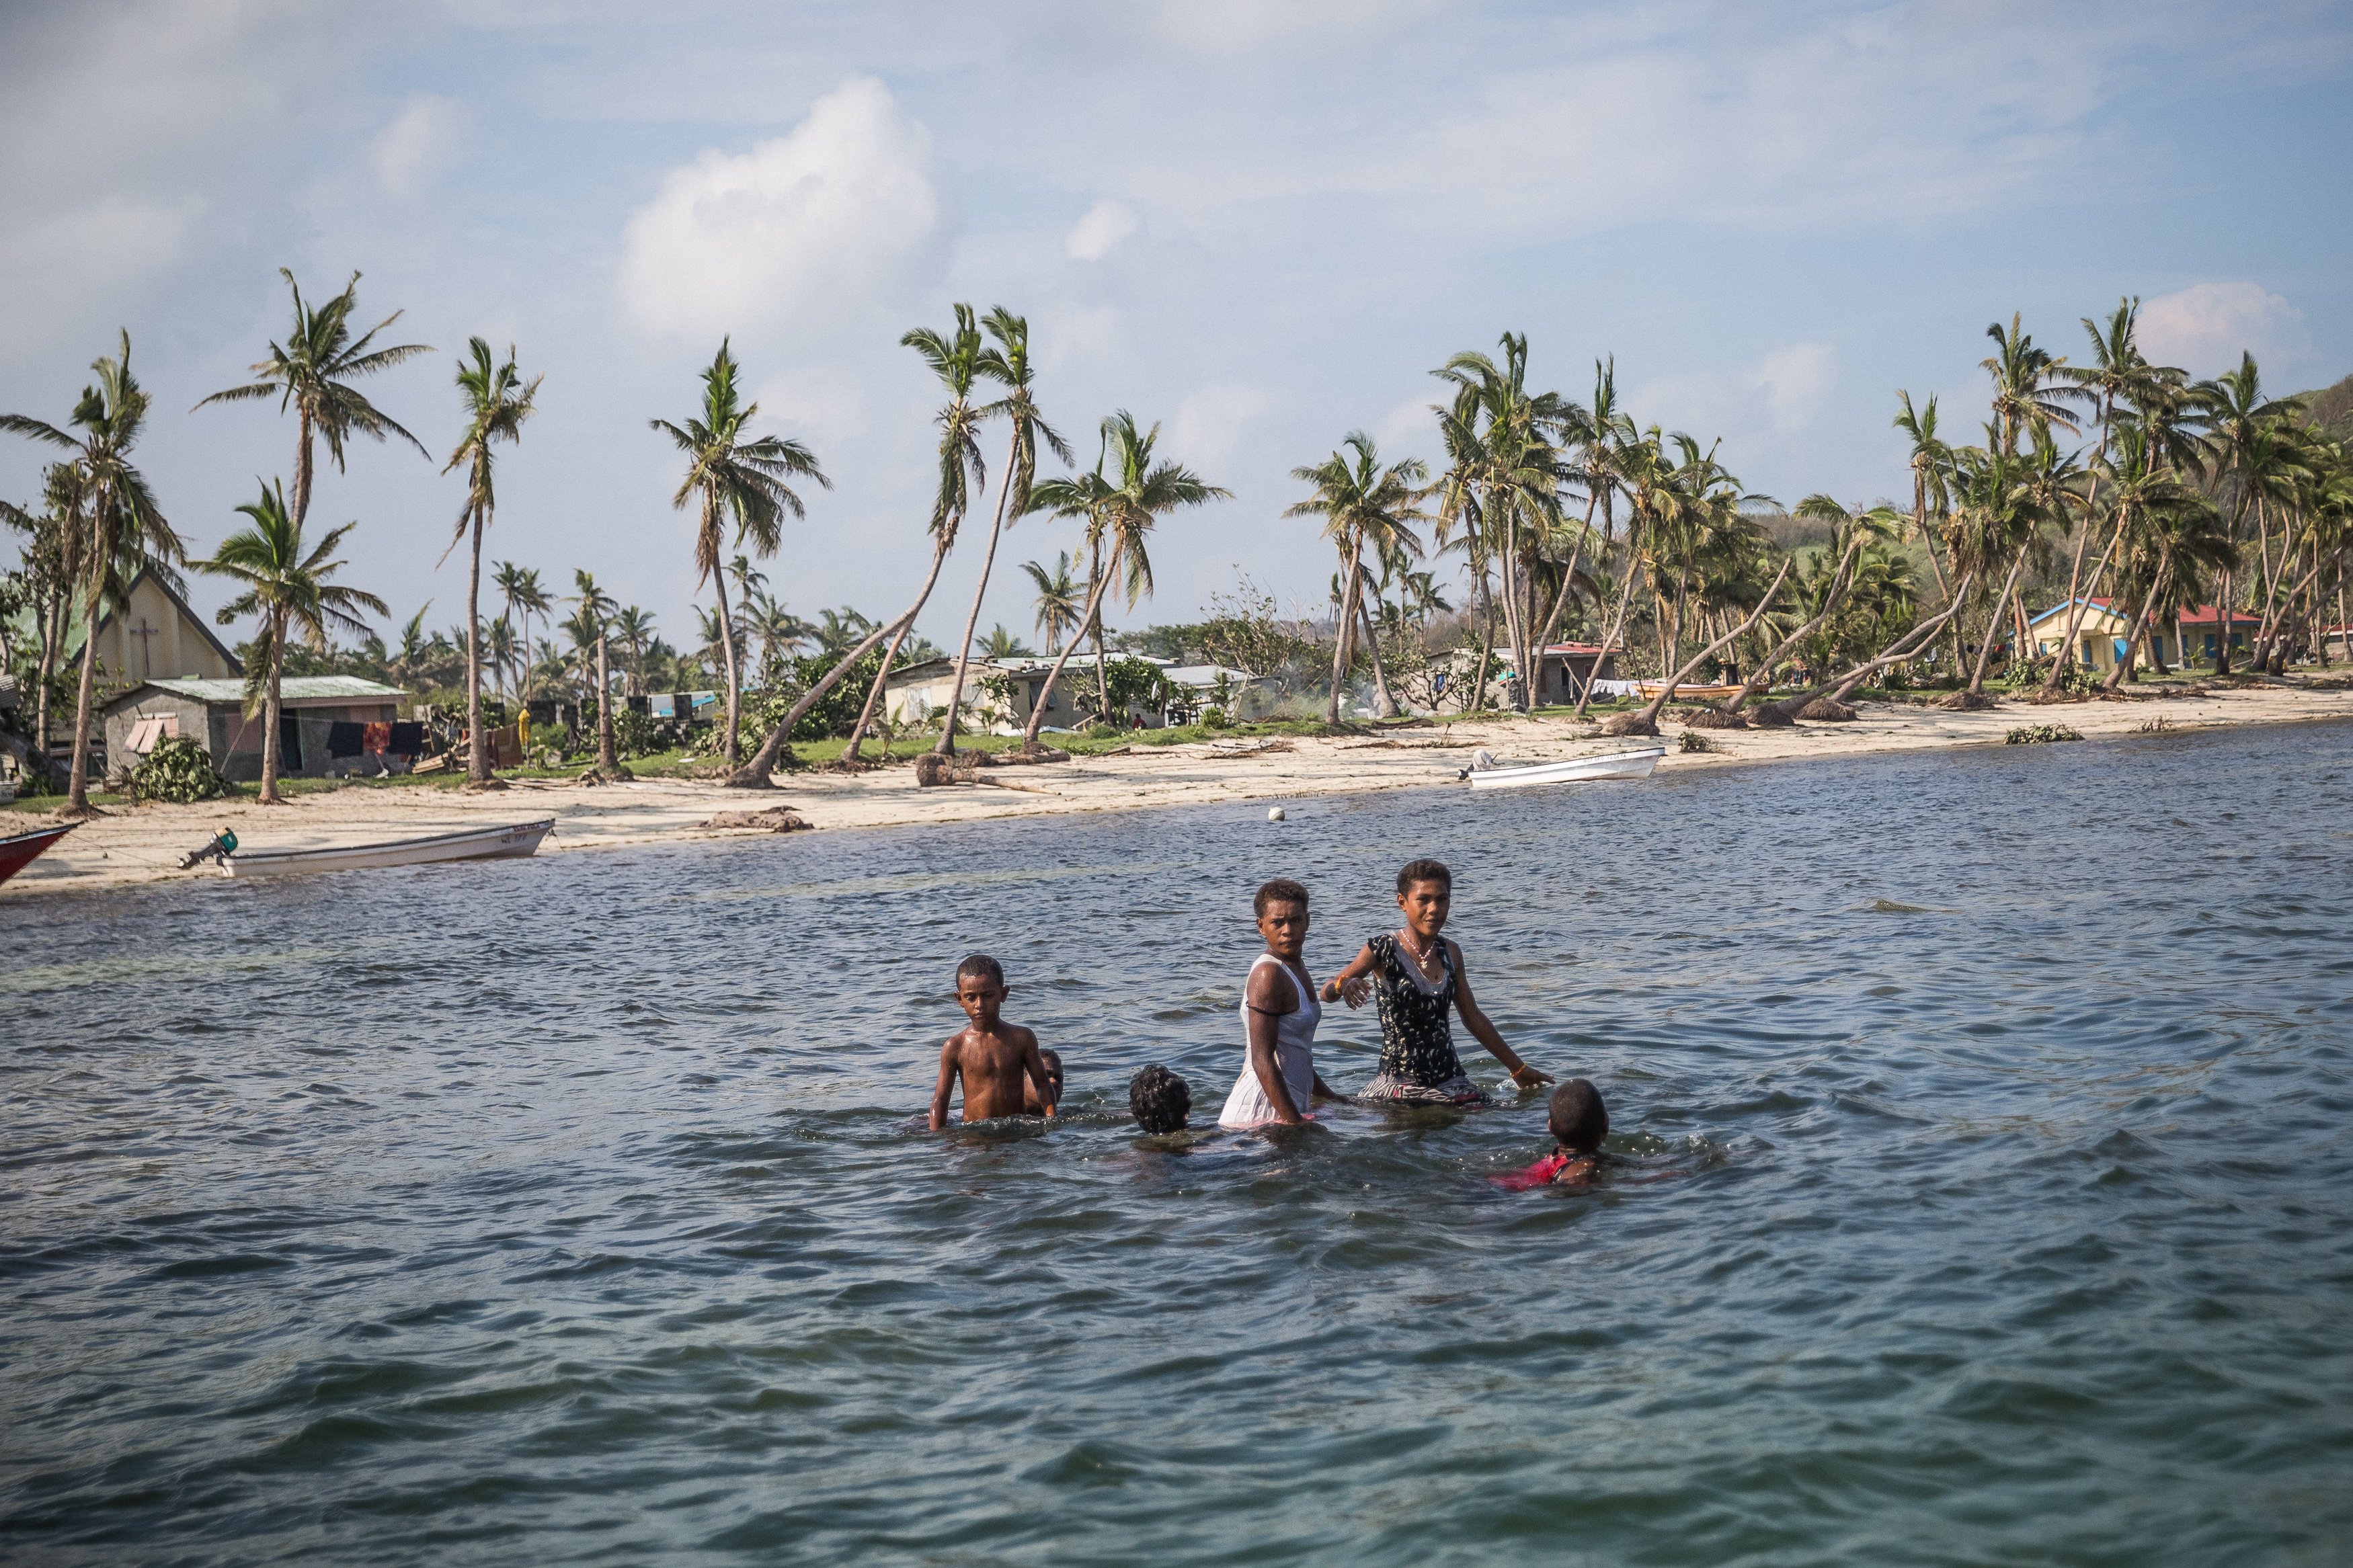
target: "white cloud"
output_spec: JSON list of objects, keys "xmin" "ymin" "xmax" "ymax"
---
[
  {"xmin": 2137, "ymin": 281, "xmax": 2310, "ymax": 380},
  {"xmin": 1167, "ymin": 382, "xmax": 1278, "ymax": 480},
  {"xmin": 370, "ymin": 94, "xmax": 469, "ymax": 199},
  {"xmin": 1150, "ymin": 0, "xmax": 1450, "ymax": 55},
  {"xmin": 617, "ymin": 75, "xmax": 943, "ymax": 344},
  {"xmin": 1636, "ymin": 341, "xmax": 1840, "ymax": 451},
  {"xmin": 1066, "ymin": 198, "xmax": 1140, "ymax": 262}
]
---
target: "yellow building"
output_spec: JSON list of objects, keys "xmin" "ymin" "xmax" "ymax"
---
[{"xmin": 82, "ymin": 567, "xmax": 243, "ymax": 688}]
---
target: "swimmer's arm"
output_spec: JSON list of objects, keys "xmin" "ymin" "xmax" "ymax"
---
[
  {"xmin": 1019, "ymin": 1031, "xmax": 1057, "ymax": 1118},
  {"xmin": 1318, "ymin": 944, "xmax": 1378, "ymax": 1009},
  {"xmin": 1244, "ymin": 964, "xmax": 1306, "ymax": 1125},
  {"xmin": 928, "ymin": 1040, "xmax": 961, "ymax": 1131},
  {"xmin": 1450, "ymin": 942, "xmax": 1552, "ymax": 1088}
]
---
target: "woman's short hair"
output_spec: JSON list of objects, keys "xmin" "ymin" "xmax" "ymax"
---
[
  {"xmin": 1396, "ymin": 858, "xmax": 1452, "ymax": 896},
  {"xmin": 1254, "ymin": 877, "xmax": 1310, "ymax": 916},
  {"xmin": 1129, "ymin": 1065, "xmax": 1191, "ymax": 1134}
]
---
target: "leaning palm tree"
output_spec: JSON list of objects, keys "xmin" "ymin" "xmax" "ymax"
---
[
  {"xmin": 843, "ymin": 306, "xmax": 989, "ymax": 765},
  {"xmin": 935, "ymin": 308, "xmax": 1072, "ymax": 755},
  {"xmin": 651, "ymin": 339, "xmax": 830, "ymax": 766},
  {"xmin": 196, "ymin": 270, "xmax": 430, "ymax": 535},
  {"xmin": 1021, "ymin": 551, "xmax": 1085, "ymax": 654},
  {"xmin": 1285, "ymin": 431, "xmax": 1429, "ymax": 722},
  {"xmin": 2194, "ymin": 352, "xmax": 2296, "ymax": 673},
  {"xmin": 1893, "ymin": 390, "xmax": 1967, "ymax": 675},
  {"xmin": 443, "ymin": 339, "xmax": 541, "ymax": 786},
  {"xmin": 2040, "ymin": 298, "xmax": 2149, "ymax": 686},
  {"xmin": 1017, "ymin": 412, "xmax": 1228, "ymax": 751},
  {"xmin": 2, "ymin": 331, "xmax": 180, "ymax": 812},
  {"xmin": 193, "ymin": 478, "xmax": 386, "ymax": 802}
]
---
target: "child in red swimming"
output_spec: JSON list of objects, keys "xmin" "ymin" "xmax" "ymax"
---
[{"xmin": 1496, "ymin": 1079, "xmax": 1609, "ymax": 1190}]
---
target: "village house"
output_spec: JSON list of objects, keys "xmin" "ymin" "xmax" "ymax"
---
[
  {"xmin": 1447, "ymin": 643, "xmax": 1622, "ymax": 708},
  {"xmin": 2027, "ymin": 598, "xmax": 2262, "ymax": 671},
  {"xmin": 100, "ymin": 676, "xmax": 414, "ymax": 782}
]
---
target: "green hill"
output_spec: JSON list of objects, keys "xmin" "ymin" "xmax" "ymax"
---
[{"xmin": 2290, "ymin": 372, "xmax": 2353, "ymax": 442}]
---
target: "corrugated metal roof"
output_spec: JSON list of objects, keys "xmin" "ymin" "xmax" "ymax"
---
[{"xmin": 134, "ymin": 676, "xmax": 405, "ymax": 703}]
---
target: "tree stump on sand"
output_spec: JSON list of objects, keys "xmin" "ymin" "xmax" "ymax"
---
[
  {"xmin": 1745, "ymin": 704, "xmax": 1796, "ymax": 729},
  {"xmin": 1679, "ymin": 708, "xmax": 1748, "ymax": 730},
  {"xmin": 699, "ymin": 807, "xmax": 811, "ymax": 833},
  {"xmin": 1599, "ymin": 712, "xmax": 1659, "ymax": 737},
  {"xmin": 463, "ymin": 777, "xmax": 510, "ymax": 792},
  {"xmin": 1797, "ymin": 697, "xmax": 1858, "ymax": 721},
  {"xmin": 1939, "ymin": 691, "xmax": 1997, "ymax": 711},
  {"xmin": 915, "ymin": 753, "xmax": 982, "ymax": 787}
]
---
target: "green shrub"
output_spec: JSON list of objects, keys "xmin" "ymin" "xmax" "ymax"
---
[
  {"xmin": 2005, "ymin": 724, "xmax": 2082, "ymax": 745},
  {"xmin": 1199, "ymin": 706, "xmax": 1229, "ymax": 729},
  {"xmin": 1678, "ymin": 729, "xmax": 1719, "ymax": 753},
  {"xmin": 125, "ymin": 735, "xmax": 228, "ymax": 802}
]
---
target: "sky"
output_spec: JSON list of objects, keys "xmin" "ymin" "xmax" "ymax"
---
[{"xmin": 4, "ymin": 0, "xmax": 2350, "ymax": 657}]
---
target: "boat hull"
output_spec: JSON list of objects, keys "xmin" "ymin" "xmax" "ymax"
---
[
  {"xmin": 223, "ymin": 818, "xmax": 555, "ymax": 878},
  {"xmin": 0, "ymin": 822, "xmax": 77, "ymax": 886},
  {"xmin": 1466, "ymin": 747, "xmax": 1665, "ymax": 790}
]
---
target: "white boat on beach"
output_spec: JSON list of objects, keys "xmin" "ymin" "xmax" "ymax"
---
[
  {"xmin": 1460, "ymin": 747, "xmax": 1666, "ymax": 790},
  {"xmin": 218, "ymin": 818, "xmax": 555, "ymax": 878}
]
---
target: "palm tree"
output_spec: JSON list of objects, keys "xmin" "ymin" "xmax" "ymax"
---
[
  {"xmin": 1944, "ymin": 440, "xmax": 2059, "ymax": 702},
  {"xmin": 483, "ymin": 614, "xmax": 516, "ymax": 699},
  {"xmin": 1981, "ymin": 313, "xmax": 2081, "ymax": 458},
  {"xmin": 193, "ymin": 479, "xmax": 387, "ymax": 802},
  {"xmin": 1574, "ymin": 429, "xmax": 1675, "ymax": 718},
  {"xmin": 1893, "ymin": 390, "xmax": 1966, "ymax": 675},
  {"xmin": 1018, "ymin": 412, "xmax": 1229, "ymax": 750},
  {"xmin": 613, "ymin": 605, "xmax": 657, "ymax": 694},
  {"xmin": 1, "ymin": 463, "xmax": 83, "ymax": 757},
  {"xmin": 2194, "ymin": 353, "xmax": 2296, "ymax": 673},
  {"xmin": 651, "ymin": 339, "xmax": 830, "ymax": 766},
  {"xmin": 979, "ymin": 624, "xmax": 1032, "ymax": 659},
  {"xmin": 936, "ymin": 308, "xmax": 1072, "ymax": 755},
  {"xmin": 1285, "ymin": 431, "xmax": 1429, "ymax": 723},
  {"xmin": 2040, "ymin": 298, "xmax": 2148, "ymax": 686},
  {"xmin": 2097, "ymin": 425, "xmax": 2234, "ymax": 692},
  {"xmin": 493, "ymin": 562, "xmax": 550, "ymax": 699},
  {"xmin": 196, "ymin": 270, "xmax": 430, "ymax": 536},
  {"xmin": 2, "ymin": 331, "xmax": 181, "ymax": 812},
  {"xmin": 1021, "ymin": 552, "xmax": 1084, "ymax": 654},
  {"xmin": 443, "ymin": 339, "xmax": 541, "ymax": 786},
  {"xmin": 843, "ymin": 306, "xmax": 988, "ymax": 765}
]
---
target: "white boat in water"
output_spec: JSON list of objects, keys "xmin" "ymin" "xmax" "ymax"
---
[
  {"xmin": 1460, "ymin": 747, "xmax": 1665, "ymax": 790},
  {"xmin": 220, "ymin": 818, "xmax": 555, "ymax": 878}
]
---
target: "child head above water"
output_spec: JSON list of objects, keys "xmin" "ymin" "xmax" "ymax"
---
[
  {"xmin": 1129, "ymin": 1064, "xmax": 1191, "ymax": 1134},
  {"xmin": 1548, "ymin": 1078, "xmax": 1609, "ymax": 1155}
]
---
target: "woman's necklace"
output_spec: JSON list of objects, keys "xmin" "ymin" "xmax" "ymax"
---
[{"xmin": 1399, "ymin": 929, "xmax": 1443, "ymax": 979}]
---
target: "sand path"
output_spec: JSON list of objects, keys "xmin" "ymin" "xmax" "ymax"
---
[{"xmin": 9, "ymin": 682, "xmax": 2349, "ymax": 898}]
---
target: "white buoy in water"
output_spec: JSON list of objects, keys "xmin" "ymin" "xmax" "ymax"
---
[{"xmin": 1267, "ymin": 805, "xmax": 1286, "ymax": 821}]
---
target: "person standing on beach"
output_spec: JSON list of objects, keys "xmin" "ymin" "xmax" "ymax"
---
[
  {"xmin": 1218, "ymin": 878, "xmax": 1346, "ymax": 1129},
  {"xmin": 1323, "ymin": 858, "xmax": 1553, "ymax": 1106}
]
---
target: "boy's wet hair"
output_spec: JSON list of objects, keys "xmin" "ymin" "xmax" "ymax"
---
[
  {"xmin": 956, "ymin": 953, "xmax": 1006, "ymax": 988},
  {"xmin": 1396, "ymin": 858, "xmax": 1452, "ymax": 896},
  {"xmin": 1548, "ymin": 1078, "xmax": 1608, "ymax": 1154},
  {"xmin": 1254, "ymin": 878, "xmax": 1310, "ymax": 917},
  {"xmin": 1129, "ymin": 1065, "xmax": 1191, "ymax": 1134}
]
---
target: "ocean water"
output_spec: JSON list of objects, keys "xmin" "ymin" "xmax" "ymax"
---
[{"xmin": 4, "ymin": 720, "xmax": 2351, "ymax": 1566}]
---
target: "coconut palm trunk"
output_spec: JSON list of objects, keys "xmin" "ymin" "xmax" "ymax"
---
[
  {"xmin": 936, "ymin": 454, "xmax": 1015, "ymax": 754},
  {"xmin": 1019, "ymin": 550, "xmax": 1111, "ymax": 752},
  {"xmin": 1755, "ymin": 573, "xmax": 1977, "ymax": 723},
  {"xmin": 597, "ymin": 629, "xmax": 618, "ymax": 772},
  {"xmin": 1717, "ymin": 536, "xmax": 1864, "ymax": 716},
  {"xmin": 65, "ymin": 548, "xmax": 105, "ymax": 807},
  {"xmin": 1964, "ymin": 546, "xmax": 2031, "ymax": 698},
  {"xmin": 1326, "ymin": 549, "xmax": 1363, "ymax": 725},
  {"xmin": 710, "ymin": 555, "xmax": 742, "ymax": 765},
  {"xmin": 1358, "ymin": 589, "xmax": 1400, "ymax": 717},
  {"xmin": 465, "ymin": 507, "xmax": 490, "ymax": 783},
  {"xmin": 2102, "ymin": 565, "xmax": 2168, "ymax": 694}
]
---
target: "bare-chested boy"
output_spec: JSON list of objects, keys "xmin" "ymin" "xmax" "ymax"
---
[{"xmin": 928, "ymin": 954, "xmax": 1058, "ymax": 1129}]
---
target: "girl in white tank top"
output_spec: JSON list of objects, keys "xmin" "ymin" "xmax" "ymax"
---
[
  {"xmin": 1218, "ymin": 881, "xmax": 1342, "ymax": 1129},
  {"xmin": 1218, "ymin": 954, "xmax": 1324, "ymax": 1128}
]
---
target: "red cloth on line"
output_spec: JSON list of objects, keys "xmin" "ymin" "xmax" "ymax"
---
[{"xmin": 362, "ymin": 722, "xmax": 392, "ymax": 754}]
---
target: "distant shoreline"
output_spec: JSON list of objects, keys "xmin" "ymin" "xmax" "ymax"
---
[{"xmin": 10, "ymin": 683, "xmax": 2352, "ymax": 900}]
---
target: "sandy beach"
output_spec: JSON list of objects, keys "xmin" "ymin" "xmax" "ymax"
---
[{"xmin": 9, "ymin": 681, "xmax": 2350, "ymax": 899}]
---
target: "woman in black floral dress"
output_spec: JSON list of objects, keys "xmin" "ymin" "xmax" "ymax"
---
[{"xmin": 1323, "ymin": 858, "xmax": 1554, "ymax": 1104}]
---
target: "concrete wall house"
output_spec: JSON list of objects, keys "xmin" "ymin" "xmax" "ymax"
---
[
  {"xmin": 2027, "ymin": 598, "xmax": 2262, "ymax": 671},
  {"xmin": 101, "ymin": 676, "xmax": 414, "ymax": 781}
]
